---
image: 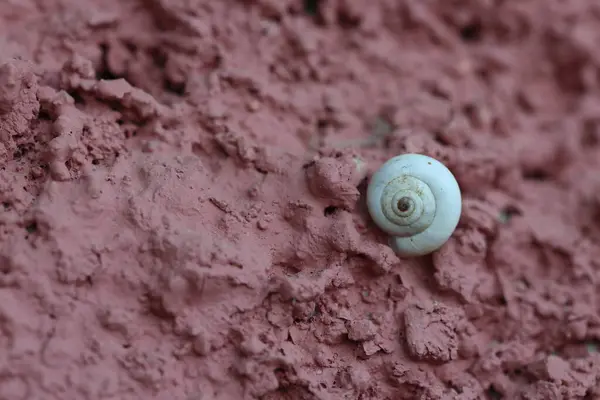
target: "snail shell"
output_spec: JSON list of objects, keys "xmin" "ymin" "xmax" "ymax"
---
[{"xmin": 366, "ymin": 153, "xmax": 462, "ymax": 257}]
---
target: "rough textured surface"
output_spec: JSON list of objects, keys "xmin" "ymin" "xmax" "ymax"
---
[{"xmin": 2, "ymin": 0, "xmax": 600, "ymax": 399}]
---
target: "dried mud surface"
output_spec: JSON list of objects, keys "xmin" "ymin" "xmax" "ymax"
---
[{"xmin": 2, "ymin": 1, "xmax": 600, "ymax": 399}]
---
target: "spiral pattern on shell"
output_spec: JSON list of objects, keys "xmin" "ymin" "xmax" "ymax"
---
[{"xmin": 366, "ymin": 153, "xmax": 462, "ymax": 257}]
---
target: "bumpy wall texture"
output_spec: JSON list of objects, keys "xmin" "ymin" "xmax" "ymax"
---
[{"xmin": 2, "ymin": 1, "xmax": 600, "ymax": 399}]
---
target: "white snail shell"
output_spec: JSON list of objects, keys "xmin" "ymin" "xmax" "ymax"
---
[{"xmin": 366, "ymin": 153, "xmax": 462, "ymax": 257}]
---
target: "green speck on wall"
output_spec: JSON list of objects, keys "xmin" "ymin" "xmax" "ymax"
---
[
  {"xmin": 498, "ymin": 212, "xmax": 510, "ymax": 224},
  {"xmin": 25, "ymin": 222, "xmax": 38, "ymax": 233},
  {"xmin": 498, "ymin": 206, "xmax": 520, "ymax": 224},
  {"xmin": 486, "ymin": 385, "xmax": 502, "ymax": 400},
  {"xmin": 304, "ymin": 0, "xmax": 320, "ymax": 16}
]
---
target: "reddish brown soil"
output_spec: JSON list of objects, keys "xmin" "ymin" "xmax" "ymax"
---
[{"xmin": 2, "ymin": 1, "xmax": 600, "ymax": 399}]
